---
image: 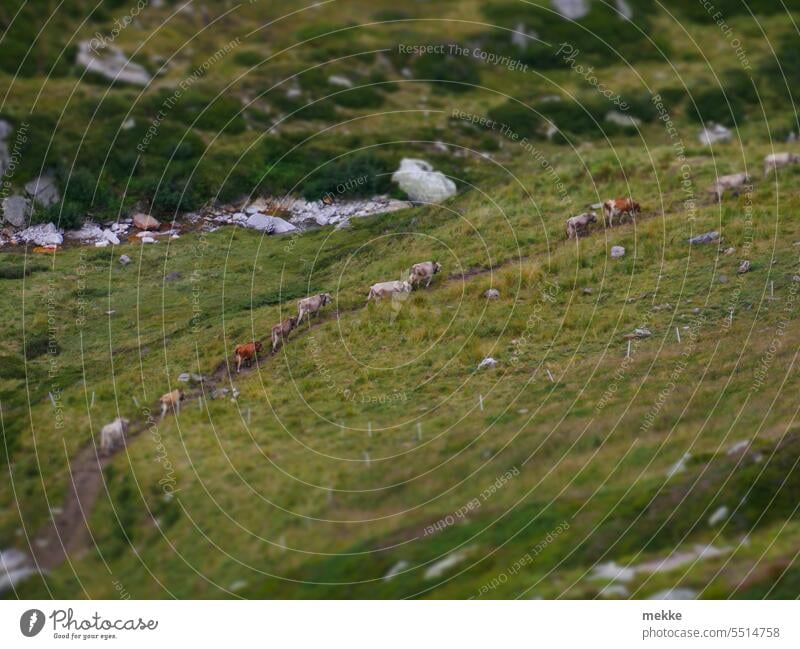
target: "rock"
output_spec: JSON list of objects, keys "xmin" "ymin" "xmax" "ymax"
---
[
  {"xmin": 623, "ymin": 327, "xmax": 651, "ymax": 341},
  {"xmin": 666, "ymin": 452, "xmax": 690, "ymax": 478},
  {"xmin": 383, "ymin": 560, "xmax": 410, "ymax": 581},
  {"xmin": 793, "ymin": 275, "xmax": 800, "ymax": 283},
  {"xmin": 24, "ymin": 175, "xmax": 60, "ymax": 207},
  {"xmin": 165, "ymin": 271, "xmax": 182, "ymax": 282},
  {"xmin": 737, "ymin": 260, "xmax": 751, "ymax": 274},
  {"xmin": 698, "ymin": 122, "xmax": 732, "ymax": 146},
  {"xmin": 723, "ymin": 246, "xmax": 736, "ymax": 255},
  {"xmin": 688, "ymin": 231, "xmax": 719, "ymax": 245},
  {"xmin": 119, "ymin": 254, "xmax": 132, "ymax": 266},
  {"xmin": 551, "ymin": 0, "xmax": 590, "ymax": 19},
  {"xmin": 649, "ymin": 588, "xmax": 697, "ymax": 600},
  {"xmin": 599, "ymin": 584, "xmax": 629, "ymax": 598},
  {"xmin": 718, "ymin": 275, "xmax": 729, "ymax": 284},
  {"xmin": 94, "ymin": 240, "xmax": 109, "ymax": 248},
  {"xmin": 424, "ymin": 551, "xmax": 469, "ymax": 580},
  {"xmin": 2, "ymin": 195, "xmax": 30, "ymax": 228},
  {"xmin": 610, "ymin": 245, "xmax": 625, "ymax": 258},
  {"xmin": 605, "ymin": 111, "xmax": 641, "ymax": 128},
  {"xmin": 708, "ymin": 505, "xmax": 729, "ymax": 526},
  {"xmin": 511, "ymin": 22, "xmax": 535, "ymax": 50},
  {"xmin": 478, "ymin": 357, "xmax": 498, "ymax": 370},
  {"xmin": 589, "ymin": 561, "xmax": 636, "ymax": 583},
  {"xmin": 0, "ymin": 548, "xmax": 36, "ymax": 594},
  {"xmin": 245, "ymin": 213, "xmax": 298, "ymax": 234},
  {"xmin": 328, "ymin": 74, "xmax": 353, "ymax": 88},
  {"xmin": 615, "ymin": 0, "xmax": 634, "ymax": 19},
  {"xmin": 141, "ymin": 236, "xmax": 156, "ymax": 244},
  {"xmin": 133, "ymin": 213, "xmax": 160, "ymax": 230},
  {"xmin": 177, "ymin": 372, "xmax": 204, "ymax": 383},
  {"xmin": 727, "ymin": 440, "xmax": 750, "ymax": 455},
  {"xmin": 0, "ymin": 120, "xmax": 13, "ymax": 140},
  {"xmin": 484, "ymin": 288, "xmax": 500, "ymax": 300},
  {"xmin": 582, "ymin": 287, "xmax": 593, "ymax": 295},
  {"xmin": 391, "ymin": 158, "xmax": 457, "ymax": 204},
  {"xmin": 76, "ymin": 41, "xmax": 152, "ymax": 86},
  {"xmin": 17, "ymin": 222, "xmax": 63, "ymax": 247}
]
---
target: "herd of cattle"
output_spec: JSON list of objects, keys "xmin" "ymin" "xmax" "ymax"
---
[{"xmin": 97, "ymin": 151, "xmax": 798, "ymax": 454}]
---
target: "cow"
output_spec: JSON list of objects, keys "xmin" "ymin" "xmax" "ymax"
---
[
  {"xmin": 367, "ymin": 280, "xmax": 412, "ymax": 302},
  {"xmin": 602, "ymin": 198, "xmax": 641, "ymax": 227},
  {"xmin": 160, "ymin": 389, "xmax": 184, "ymax": 418},
  {"xmin": 566, "ymin": 212, "xmax": 597, "ymax": 239},
  {"xmin": 764, "ymin": 153, "xmax": 800, "ymax": 175},
  {"xmin": 234, "ymin": 341, "xmax": 263, "ymax": 373},
  {"xmin": 297, "ymin": 293, "xmax": 332, "ymax": 324},
  {"xmin": 271, "ymin": 316, "xmax": 298, "ymax": 353},
  {"xmin": 100, "ymin": 417, "xmax": 129, "ymax": 455},
  {"xmin": 409, "ymin": 261, "xmax": 442, "ymax": 288},
  {"xmin": 709, "ymin": 172, "xmax": 751, "ymax": 200}
]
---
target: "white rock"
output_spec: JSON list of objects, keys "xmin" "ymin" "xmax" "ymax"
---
[
  {"xmin": 2, "ymin": 195, "xmax": 30, "ymax": 228},
  {"xmin": 649, "ymin": 587, "xmax": 697, "ymax": 600},
  {"xmin": 245, "ymin": 212, "xmax": 297, "ymax": 234},
  {"xmin": 708, "ymin": 505, "xmax": 729, "ymax": 526},
  {"xmin": 478, "ymin": 357, "xmax": 498, "ymax": 370},
  {"xmin": 17, "ymin": 222, "xmax": 63, "ymax": 247},
  {"xmin": 589, "ymin": 561, "xmax": 636, "ymax": 583},
  {"xmin": 484, "ymin": 288, "xmax": 500, "ymax": 300},
  {"xmin": 119, "ymin": 254, "xmax": 132, "ymax": 266},
  {"xmin": 328, "ymin": 74, "xmax": 353, "ymax": 88},
  {"xmin": 615, "ymin": 0, "xmax": 634, "ymax": 19},
  {"xmin": 76, "ymin": 41, "xmax": 152, "ymax": 86},
  {"xmin": 698, "ymin": 122, "xmax": 732, "ymax": 146},
  {"xmin": 611, "ymin": 245, "xmax": 625, "ymax": 259},
  {"xmin": 25, "ymin": 175, "xmax": 60, "ymax": 207},
  {"xmin": 599, "ymin": 584, "xmax": 629, "ymax": 597},
  {"xmin": 391, "ymin": 158, "xmax": 456, "ymax": 204},
  {"xmin": 666, "ymin": 452, "xmax": 690, "ymax": 478},
  {"xmin": 383, "ymin": 560, "xmax": 410, "ymax": 581},
  {"xmin": 94, "ymin": 240, "xmax": 109, "ymax": 248},
  {"xmin": 141, "ymin": 236, "xmax": 156, "ymax": 244},
  {"xmin": 424, "ymin": 551, "xmax": 468, "ymax": 580},
  {"xmin": 605, "ymin": 111, "xmax": 641, "ymax": 128},
  {"xmin": 551, "ymin": 0, "xmax": 590, "ymax": 19},
  {"xmin": 727, "ymin": 440, "xmax": 750, "ymax": 455}
]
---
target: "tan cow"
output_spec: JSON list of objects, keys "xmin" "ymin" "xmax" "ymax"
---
[
  {"xmin": 409, "ymin": 261, "xmax": 442, "ymax": 288},
  {"xmin": 709, "ymin": 172, "xmax": 751, "ymax": 200},
  {"xmin": 234, "ymin": 341, "xmax": 263, "ymax": 373},
  {"xmin": 100, "ymin": 417, "xmax": 129, "ymax": 455},
  {"xmin": 602, "ymin": 198, "xmax": 641, "ymax": 227},
  {"xmin": 271, "ymin": 316, "xmax": 298, "ymax": 353},
  {"xmin": 764, "ymin": 153, "xmax": 800, "ymax": 175},
  {"xmin": 367, "ymin": 280, "xmax": 412, "ymax": 302},
  {"xmin": 297, "ymin": 293, "xmax": 332, "ymax": 324},
  {"xmin": 160, "ymin": 389, "xmax": 184, "ymax": 417},
  {"xmin": 566, "ymin": 212, "xmax": 597, "ymax": 239}
]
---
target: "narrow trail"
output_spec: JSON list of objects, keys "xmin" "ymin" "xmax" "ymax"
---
[{"xmin": 20, "ymin": 258, "xmax": 514, "ymax": 581}]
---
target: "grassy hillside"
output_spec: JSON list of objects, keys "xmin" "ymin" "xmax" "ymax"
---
[{"xmin": 2, "ymin": 1, "xmax": 800, "ymax": 599}]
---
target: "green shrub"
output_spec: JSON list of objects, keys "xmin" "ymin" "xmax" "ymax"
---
[
  {"xmin": 0, "ymin": 355, "xmax": 26, "ymax": 380},
  {"xmin": 412, "ymin": 52, "xmax": 480, "ymax": 92},
  {"xmin": 330, "ymin": 86, "xmax": 386, "ymax": 109},
  {"xmin": 486, "ymin": 100, "xmax": 544, "ymax": 138},
  {"xmin": 301, "ymin": 152, "xmax": 393, "ymax": 200},
  {"xmin": 690, "ymin": 70, "xmax": 758, "ymax": 126}
]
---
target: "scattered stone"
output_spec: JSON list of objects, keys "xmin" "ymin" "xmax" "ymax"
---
[
  {"xmin": 76, "ymin": 41, "xmax": 152, "ymax": 86},
  {"xmin": 0, "ymin": 548, "xmax": 36, "ymax": 594},
  {"xmin": 16, "ymin": 222, "xmax": 63, "ymax": 247},
  {"xmin": 582, "ymin": 287, "xmax": 593, "ymax": 295},
  {"xmin": 793, "ymin": 275, "xmax": 800, "ymax": 283},
  {"xmin": 94, "ymin": 240, "xmax": 109, "ymax": 248},
  {"xmin": 328, "ymin": 74, "xmax": 353, "ymax": 88},
  {"xmin": 25, "ymin": 175, "xmax": 60, "ymax": 207},
  {"xmin": 484, "ymin": 288, "xmax": 500, "ymax": 300},
  {"xmin": 723, "ymin": 246, "xmax": 736, "ymax": 255},
  {"xmin": 478, "ymin": 357, "xmax": 498, "ymax": 370},
  {"xmin": 652, "ymin": 303, "xmax": 672, "ymax": 311},
  {"xmin": 737, "ymin": 260, "xmax": 751, "ymax": 274},
  {"xmin": 727, "ymin": 440, "xmax": 750, "ymax": 455},
  {"xmin": 698, "ymin": 122, "xmax": 732, "ymax": 146},
  {"xmin": 599, "ymin": 584, "xmax": 629, "ymax": 598},
  {"xmin": 551, "ymin": 0, "xmax": 590, "ymax": 20},
  {"xmin": 589, "ymin": 561, "xmax": 636, "ymax": 583},
  {"xmin": 610, "ymin": 245, "xmax": 625, "ymax": 259},
  {"xmin": 141, "ymin": 236, "xmax": 156, "ymax": 244},
  {"xmin": 391, "ymin": 158, "xmax": 457, "ymax": 204},
  {"xmin": 245, "ymin": 212, "xmax": 298, "ymax": 234},
  {"xmin": 133, "ymin": 212, "xmax": 160, "ymax": 231},
  {"xmin": 649, "ymin": 588, "xmax": 697, "ymax": 600},
  {"xmin": 383, "ymin": 560, "xmax": 410, "ymax": 581},
  {"xmin": 119, "ymin": 254, "xmax": 132, "ymax": 266},
  {"xmin": 605, "ymin": 111, "xmax": 641, "ymax": 128},
  {"xmin": 666, "ymin": 452, "xmax": 690, "ymax": 478},
  {"xmin": 2, "ymin": 195, "xmax": 30, "ymax": 228},
  {"xmin": 424, "ymin": 550, "xmax": 469, "ymax": 580},
  {"xmin": 165, "ymin": 271, "xmax": 182, "ymax": 282},
  {"xmin": 688, "ymin": 231, "xmax": 719, "ymax": 245},
  {"xmin": 708, "ymin": 505, "xmax": 729, "ymax": 526},
  {"xmin": 718, "ymin": 275, "xmax": 728, "ymax": 284},
  {"xmin": 177, "ymin": 373, "xmax": 204, "ymax": 383}
]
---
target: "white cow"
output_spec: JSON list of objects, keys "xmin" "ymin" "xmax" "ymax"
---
[
  {"xmin": 709, "ymin": 172, "xmax": 751, "ymax": 200},
  {"xmin": 764, "ymin": 153, "xmax": 800, "ymax": 175},
  {"xmin": 367, "ymin": 280, "xmax": 412, "ymax": 302},
  {"xmin": 409, "ymin": 261, "xmax": 442, "ymax": 288},
  {"xmin": 100, "ymin": 417, "xmax": 129, "ymax": 455}
]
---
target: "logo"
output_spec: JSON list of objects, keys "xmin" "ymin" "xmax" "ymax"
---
[{"xmin": 20, "ymin": 609, "xmax": 45, "ymax": 637}]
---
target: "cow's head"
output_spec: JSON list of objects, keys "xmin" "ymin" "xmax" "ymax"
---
[
  {"xmin": 119, "ymin": 417, "xmax": 130, "ymax": 431},
  {"xmin": 288, "ymin": 316, "xmax": 298, "ymax": 328},
  {"xmin": 321, "ymin": 293, "xmax": 332, "ymax": 305},
  {"xmin": 254, "ymin": 341, "xmax": 264, "ymax": 353},
  {"xmin": 178, "ymin": 390, "xmax": 186, "ymax": 401},
  {"xmin": 433, "ymin": 262, "xmax": 442, "ymax": 274}
]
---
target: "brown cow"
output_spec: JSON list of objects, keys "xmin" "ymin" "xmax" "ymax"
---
[
  {"xmin": 234, "ymin": 341, "xmax": 263, "ymax": 373},
  {"xmin": 566, "ymin": 212, "xmax": 597, "ymax": 239},
  {"xmin": 160, "ymin": 389, "xmax": 184, "ymax": 418},
  {"xmin": 602, "ymin": 198, "xmax": 641, "ymax": 227},
  {"xmin": 271, "ymin": 315, "xmax": 298, "ymax": 353}
]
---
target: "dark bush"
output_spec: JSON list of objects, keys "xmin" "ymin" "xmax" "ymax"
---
[
  {"xmin": 0, "ymin": 355, "xmax": 26, "ymax": 380},
  {"xmin": 486, "ymin": 100, "xmax": 544, "ymax": 138},
  {"xmin": 301, "ymin": 152, "xmax": 393, "ymax": 200},
  {"xmin": 330, "ymin": 85, "xmax": 386, "ymax": 109},
  {"xmin": 412, "ymin": 52, "xmax": 480, "ymax": 92},
  {"xmin": 690, "ymin": 70, "xmax": 759, "ymax": 126}
]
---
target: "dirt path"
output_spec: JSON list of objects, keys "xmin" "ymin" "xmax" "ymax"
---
[{"xmin": 21, "ymin": 261, "xmax": 512, "ymax": 581}]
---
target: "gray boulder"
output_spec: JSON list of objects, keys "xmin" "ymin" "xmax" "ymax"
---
[
  {"xmin": 245, "ymin": 213, "xmax": 298, "ymax": 234},
  {"xmin": 2, "ymin": 195, "xmax": 30, "ymax": 228},
  {"xmin": 25, "ymin": 175, "xmax": 60, "ymax": 207},
  {"xmin": 76, "ymin": 41, "xmax": 152, "ymax": 86},
  {"xmin": 688, "ymin": 231, "xmax": 719, "ymax": 245},
  {"xmin": 551, "ymin": 0, "xmax": 590, "ymax": 19},
  {"xmin": 611, "ymin": 245, "xmax": 626, "ymax": 259}
]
